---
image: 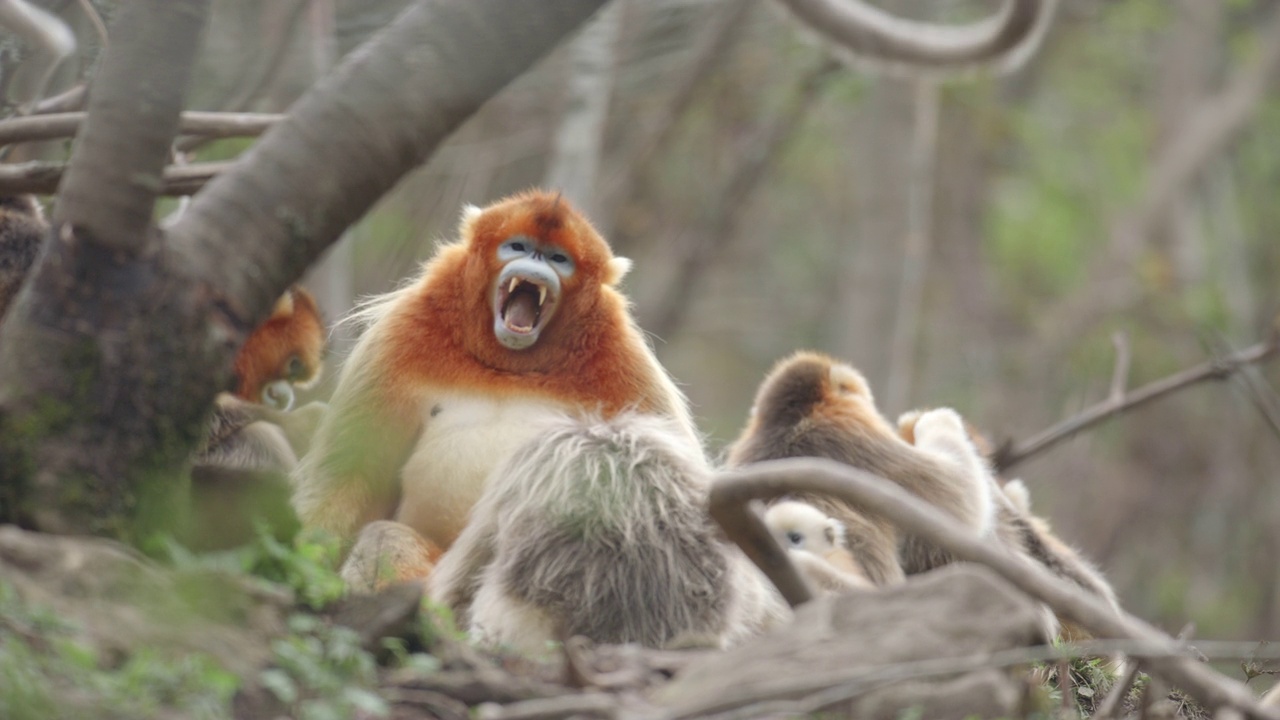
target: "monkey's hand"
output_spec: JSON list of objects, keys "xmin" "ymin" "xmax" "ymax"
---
[
  {"xmin": 896, "ymin": 409, "xmax": 923, "ymax": 445},
  {"xmin": 789, "ymin": 549, "xmax": 873, "ymax": 593}
]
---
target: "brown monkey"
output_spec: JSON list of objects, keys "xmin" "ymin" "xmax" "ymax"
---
[
  {"xmin": 0, "ymin": 195, "xmax": 47, "ymax": 320},
  {"xmin": 187, "ymin": 286, "xmax": 328, "ymax": 550},
  {"xmin": 194, "ymin": 286, "xmax": 327, "ymax": 474},
  {"xmin": 726, "ymin": 351, "xmax": 998, "ymax": 584},
  {"xmin": 428, "ymin": 412, "xmax": 788, "ymax": 654}
]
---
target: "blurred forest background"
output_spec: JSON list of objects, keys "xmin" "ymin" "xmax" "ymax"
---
[{"xmin": 11, "ymin": 0, "xmax": 1280, "ymax": 644}]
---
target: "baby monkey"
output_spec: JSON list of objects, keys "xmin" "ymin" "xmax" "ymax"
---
[{"xmin": 763, "ymin": 500, "xmax": 872, "ymax": 592}]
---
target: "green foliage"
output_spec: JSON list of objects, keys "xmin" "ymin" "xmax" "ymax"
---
[
  {"xmin": 164, "ymin": 524, "xmax": 346, "ymax": 610},
  {"xmin": 0, "ymin": 580, "xmax": 237, "ymax": 720},
  {"xmin": 259, "ymin": 613, "xmax": 388, "ymax": 720}
]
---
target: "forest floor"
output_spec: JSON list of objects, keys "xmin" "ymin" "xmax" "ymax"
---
[{"xmin": 0, "ymin": 525, "xmax": 1208, "ymax": 720}]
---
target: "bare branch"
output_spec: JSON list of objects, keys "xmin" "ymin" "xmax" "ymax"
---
[
  {"xmin": 711, "ymin": 458, "xmax": 1279, "ymax": 718},
  {"xmin": 644, "ymin": 58, "xmax": 840, "ymax": 339},
  {"xmin": 0, "ymin": 0, "xmax": 77, "ymax": 107},
  {"xmin": 994, "ymin": 334, "xmax": 1280, "ymax": 473},
  {"xmin": 602, "ymin": 0, "xmax": 753, "ymax": 221},
  {"xmin": 0, "ymin": 159, "xmax": 233, "ymax": 196},
  {"xmin": 773, "ymin": 0, "xmax": 1058, "ymax": 75},
  {"xmin": 884, "ymin": 79, "xmax": 940, "ymax": 413},
  {"xmin": 53, "ymin": 0, "xmax": 209, "ymax": 253},
  {"xmin": 1109, "ymin": 331, "xmax": 1131, "ymax": 402},
  {"xmin": 708, "ymin": 493, "xmax": 815, "ymax": 608},
  {"xmin": 74, "ymin": 0, "xmax": 109, "ymax": 52},
  {"xmin": 25, "ymin": 83, "xmax": 86, "ymax": 115},
  {"xmin": 0, "ymin": 110, "xmax": 285, "ymax": 147}
]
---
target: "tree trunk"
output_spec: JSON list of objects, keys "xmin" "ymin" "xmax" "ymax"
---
[{"xmin": 0, "ymin": 0, "xmax": 211, "ymax": 540}]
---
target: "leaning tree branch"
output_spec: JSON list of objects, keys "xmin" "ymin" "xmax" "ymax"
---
[
  {"xmin": 711, "ymin": 458, "xmax": 1279, "ymax": 718},
  {"xmin": 0, "ymin": 110, "xmax": 285, "ymax": 147},
  {"xmin": 994, "ymin": 330, "xmax": 1280, "ymax": 473},
  {"xmin": 167, "ymin": 0, "xmax": 608, "ymax": 329},
  {"xmin": 773, "ymin": 0, "xmax": 1058, "ymax": 75}
]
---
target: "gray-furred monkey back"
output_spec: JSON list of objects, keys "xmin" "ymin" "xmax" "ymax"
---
[{"xmin": 427, "ymin": 412, "xmax": 788, "ymax": 653}]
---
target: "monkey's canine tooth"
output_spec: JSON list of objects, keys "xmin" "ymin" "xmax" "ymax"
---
[
  {"xmin": 538, "ymin": 286, "xmax": 547, "ymax": 306},
  {"xmin": 509, "ymin": 278, "xmax": 519, "ymax": 293}
]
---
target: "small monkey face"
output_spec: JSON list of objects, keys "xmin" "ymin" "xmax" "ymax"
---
[
  {"xmin": 763, "ymin": 500, "xmax": 846, "ymax": 554},
  {"xmin": 490, "ymin": 236, "xmax": 573, "ymax": 350},
  {"xmin": 234, "ymin": 286, "xmax": 325, "ymax": 406}
]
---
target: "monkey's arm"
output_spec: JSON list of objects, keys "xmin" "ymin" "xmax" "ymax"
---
[
  {"xmin": 195, "ymin": 393, "xmax": 299, "ymax": 473},
  {"xmin": 897, "ymin": 408, "xmax": 996, "ymax": 536},
  {"xmin": 291, "ymin": 369, "xmax": 421, "ymax": 541}
]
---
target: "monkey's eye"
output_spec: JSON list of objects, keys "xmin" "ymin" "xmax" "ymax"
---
[
  {"xmin": 499, "ymin": 238, "xmax": 534, "ymax": 259},
  {"xmin": 285, "ymin": 355, "xmax": 306, "ymax": 380},
  {"xmin": 786, "ymin": 531, "xmax": 804, "ymax": 547},
  {"xmin": 544, "ymin": 247, "xmax": 575, "ymax": 276}
]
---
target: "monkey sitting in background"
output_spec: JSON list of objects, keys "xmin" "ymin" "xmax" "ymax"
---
[
  {"xmin": 428, "ymin": 413, "xmax": 790, "ymax": 654},
  {"xmin": 763, "ymin": 500, "xmax": 873, "ymax": 593},
  {"xmin": 0, "ymin": 194, "xmax": 47, "ymax": 321},
  {"xmin": 726, "ymin": 351, "xmax": 999, "ymax": 585},
  {"xmin": 187, "ymin": 286, "xmax": 327, "ymax": 550},
  {"xmin": 899, "ymin": 407, "xmax": 1121, "ymax": 638}
]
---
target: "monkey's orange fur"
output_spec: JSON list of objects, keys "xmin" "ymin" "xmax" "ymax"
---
[
  {"xmin": 293, "ymin": 190, "xmax": 694, "ymax": 565},
  {"xmin": 233, "ymin": 286, "xmax": 324, "ymax": 402},
  {"xmin": 375, "ymin": 193, "xmax": 674, "ymax": 411}
]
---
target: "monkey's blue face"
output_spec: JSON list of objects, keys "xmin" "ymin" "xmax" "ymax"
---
[{"xmin": 492, "ymin": 236, "xmax": 575, "ymax": 350}]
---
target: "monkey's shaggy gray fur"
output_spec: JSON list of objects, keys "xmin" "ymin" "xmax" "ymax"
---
[{"xmin": 428, "ymin": 413, "xmax": 787, "ymax": 653}]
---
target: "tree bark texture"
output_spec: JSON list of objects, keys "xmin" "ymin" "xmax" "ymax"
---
[{"xmin": 0, "ymin": 0, "xmax": 211, "ymax": 540}]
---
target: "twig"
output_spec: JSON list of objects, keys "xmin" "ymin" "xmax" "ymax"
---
[
  {"xmin": 602, "ymin": 0, "xmax": 753, "ymax": 223},
  {"xmin": 1110, "ymin": 331, "xmax": 1131, "ymax": 402},
  {"xmin": 994, "ymin": 334, "xmax": 1280, "ymax": 473},
  {"xmin": 0, "ymin": 110, "xmax": 285, "ymax": 147},
  {"xmin": 174, "ymin": 0, "xmax": 308, "ymax": 153},
  {"xmin": 74, "ymin": 0, "xmax": 108, "ymax": 51},
  {"xmin": 474, "ymin": 693, "xmax": 617, "ymax": 720},
  {"xmin": 645, "ymin": 58, "xmax": 840, "ymax": 339},
  {"xmin": 0, "ymin": 159, "xmax": 235, "ymax": 195},
  {"xmin": 710, "ymin": 458, "xmax": 1280, "ymax": 718},
  {"xmin": 1094, "ymin": 658, "xmax": 1144, "ymax": 720},
  {"xmin": 1093, "ymin": 622, "xmax": 1192, "ymax": 720},
  {"xmin": 884, "ymin": 78, "xmax": 940, "ymax": 413},
  {"xmin": 708, "ymin": 490, "xmax": 815, "ymax": 609},
  {"xmin": 1060, "ymin": 656, "xmax": 1077, "ymax": 715},
  {"xmin": 25, "ymin": 83, "xmax": 86, "ymax": 115}
]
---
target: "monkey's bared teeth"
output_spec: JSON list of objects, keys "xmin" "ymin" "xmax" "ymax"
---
[
  {"xmin": 538, "ymin": 286, "xmax": 547, "ymax": 307},
  {"xmin": 509, "ymin": 277, "xmax": 520, "ymax": 294}
]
